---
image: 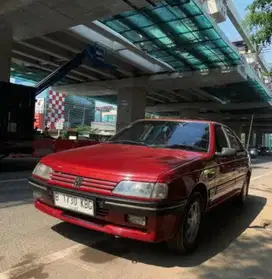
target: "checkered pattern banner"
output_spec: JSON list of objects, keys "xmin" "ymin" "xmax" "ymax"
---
[{"xmin": 46, "ymin": 90, "xmax": 66, "ymax": 130}]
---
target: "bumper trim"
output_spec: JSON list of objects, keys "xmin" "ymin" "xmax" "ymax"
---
[
  {"xmin": 105, "ymin": 201, "xmax": 186, "ymax": 211},
  {"xmin": 29, "ymin": 181, "xmax": 47, "ymax": 191}
]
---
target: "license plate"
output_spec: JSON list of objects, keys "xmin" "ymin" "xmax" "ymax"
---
[{"xmin": 53, "ymin": 191, "xmax": 94, "ymax": 216}]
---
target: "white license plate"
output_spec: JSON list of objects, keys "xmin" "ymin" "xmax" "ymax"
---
[{"xmin": 53, "ymin": 191, "xmax": 94, "ymax": 216}]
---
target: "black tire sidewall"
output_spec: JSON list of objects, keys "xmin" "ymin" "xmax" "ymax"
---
[{"xmin": 237, "ymin": 176, "xmax": 250, "ymax": 205}]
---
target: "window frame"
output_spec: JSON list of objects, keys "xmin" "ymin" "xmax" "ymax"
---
[
  {"xmin": 214, "ymin": 124, "xmax": 230, "ymax": 153},
  {"xmin": 222, "ymin": 126, "xmax": 245, "ymax": 152}
]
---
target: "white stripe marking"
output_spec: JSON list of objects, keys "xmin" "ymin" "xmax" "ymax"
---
[
  {"xmin": 251, "ymin": 170, "xmax": 272, "ymax": 181},
  {"xmin": 0, "ymin": 244, "xmax": 82, "ymax": 279},
  {"xmin": 0, "ymin": 178, "xmax": 28, "ymax": 183}
]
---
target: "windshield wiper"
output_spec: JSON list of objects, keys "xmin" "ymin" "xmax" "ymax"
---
[
  {"xmin": 107, "ymin": 140, "xmax": 148, "ymax": 146},
  {"xmin": 164, "ymin": 144, "xmax": 206, "ymax": 152}
]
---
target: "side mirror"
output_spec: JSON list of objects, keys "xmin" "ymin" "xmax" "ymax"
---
[{"xmin": 216, "ymin": 147, "xmax": 236, "ymax": 157}]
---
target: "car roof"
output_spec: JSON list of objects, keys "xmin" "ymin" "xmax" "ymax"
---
[{"xmin": 137, "ymin": 118, "xmax": 218, "ymax": 124}]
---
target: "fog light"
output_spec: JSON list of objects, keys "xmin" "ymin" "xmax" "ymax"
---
[
  {"xmin": 127, "ymin": 215, "xmax": 146, "ymax": 226},
  {"xmin": 33, "ymin": 189, "xmax": 43, "ymax": 200}
]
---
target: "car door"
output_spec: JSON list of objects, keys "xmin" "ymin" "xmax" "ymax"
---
[
  {"xmin": 223, "ymin": 126, "xmax": 248, "ymax": 192},
  {"xmin": 212, "ymin": 125, "xmax": 237, "ymax": 204}
]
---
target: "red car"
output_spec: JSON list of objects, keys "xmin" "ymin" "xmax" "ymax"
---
[{"xmin": 29, "ymin": 119, "xmax": 251, "ymax": 253}]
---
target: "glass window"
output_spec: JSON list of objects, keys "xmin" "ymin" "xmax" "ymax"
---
[
  {"xmin": 224, "ymin": 127, "xmax": 243, "ymax": 150},
  {"xmin": 153, "ymin": 7, "xmax": 178, "ymax": 21},
  {"xmin": 109, "ymin": 121, "xmax": 210, "ymax": 152},
  {"xmin": 127, "ymin": 14, "xmax": 153, "ymax": 28},
  {"xmin": 215, "ymin": 125, "xmax": 228, "ymax": 153}
]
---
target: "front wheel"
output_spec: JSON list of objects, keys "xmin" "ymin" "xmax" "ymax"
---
[{"xmin": 168, "ymin": 192, "xmax": 203, "ymax": 253}]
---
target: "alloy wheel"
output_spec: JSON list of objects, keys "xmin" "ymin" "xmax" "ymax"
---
[{"xmin": 184, "ymin": 201, "xmax": 201, "ymax": 244}]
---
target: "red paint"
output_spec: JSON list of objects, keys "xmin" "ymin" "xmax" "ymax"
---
[
  {"xmin": 32, "ymin": 119, "xmax": 251, "ymax": 244},
  {"xmin": 35, "ymin": 200, "xmax": 175, "ymax": 242}
]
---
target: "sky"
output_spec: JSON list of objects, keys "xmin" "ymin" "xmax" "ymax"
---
[{"xmin": 219, "ymin": 0, "xmax": 272, "ymax": 65}]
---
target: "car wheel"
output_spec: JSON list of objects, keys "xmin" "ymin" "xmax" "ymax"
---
[
  {"xmin": 236, "ymin": 176, "xmax": 250, "ymax": 206},
  {"xmin": 168, "ymin": 192, "xmax": 203, "ymax": 254}
]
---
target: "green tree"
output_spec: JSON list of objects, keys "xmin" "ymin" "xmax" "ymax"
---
[{"xmin": 246, "ymin": 0, "xmax": 272, "ymax": 45}]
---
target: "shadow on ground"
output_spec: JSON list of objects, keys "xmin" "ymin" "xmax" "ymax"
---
[{"xmin": 52, "ymin": 195, "xmax": 267, "ymax": 272}]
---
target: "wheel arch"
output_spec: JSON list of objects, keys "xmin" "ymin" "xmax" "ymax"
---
[{"xmin": 191, "ymin": 182, "xmax": 209, "ymax": 212}]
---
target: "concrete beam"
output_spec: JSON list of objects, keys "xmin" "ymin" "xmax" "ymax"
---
[
  {"xmin": 148, "ymin": 89, "xmax": 178, "ymax": 103},
  {"xmin": 17, "ymin": 40, "xmax": 112, "ymax": 79},
  {"xmin": 190, "ymin": 88, "xmax": 226, "ymax": 104},
  {"xmin": 53, "ymin": 66, "xmax": 245, "ymax": 93},
  {"xmin": 146, "ymin": 102, "xmax": 271, "ymax": 113},
  {"xmin": 40, "ymin": 34, "xmax": 133, "ymax": 77},
  {"xmin": 11, "ymin": 49, "xmax": 97, "ymax": 82},
  {"xmin": 11, "ymin": 56, "xmax": 85, "ymax": 83}
]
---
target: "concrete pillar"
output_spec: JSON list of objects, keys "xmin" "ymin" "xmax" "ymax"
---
[
  {"xmin": 116, "ymin": 87, "xmax": 146, "ymax": 132},
  {"xmin": 0, "ymin": 20, "xmax": 12, "ymax": 82},
  {"xmin": 256, "ymin": 131, "xmax": 263, "ymax": 147}
]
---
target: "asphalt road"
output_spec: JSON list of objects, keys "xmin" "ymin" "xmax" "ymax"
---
[{"xmin": 0, "ymin": 157, "xmax": 272, "ymax": 279}]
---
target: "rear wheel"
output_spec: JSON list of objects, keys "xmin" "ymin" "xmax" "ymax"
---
[{"xmin": 168, "ymin": 192, "xmax": 203, "ymax": 253}]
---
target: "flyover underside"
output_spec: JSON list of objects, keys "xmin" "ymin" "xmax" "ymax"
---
[
  {"xmin": 53, "ymin": 65, "xmax": 270, "ymax": 108},
  {"xmin": 48, "ymin": 0, "xmax": 271, "ymax": 111},
  {"xmin": 7, "ymin": 0, "xmax": 272, "ymax": 127}
]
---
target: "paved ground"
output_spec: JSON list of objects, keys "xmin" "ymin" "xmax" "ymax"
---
[{"xmin": 0, "ymin": 157, "xmax": 272, "ymax": 279}]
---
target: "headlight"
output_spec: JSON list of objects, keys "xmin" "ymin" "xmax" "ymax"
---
[
  {"xmin": 33, "ymin": 163, "xmax": 52, "ymax": 180},
  {"xmin": 112, "ymin": 181, "xmax": 168, "ymax": 199}
]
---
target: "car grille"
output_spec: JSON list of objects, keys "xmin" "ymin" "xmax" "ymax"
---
[{"xmin": 50, "ymin": 171, "xmax": 117, "ymax": 193}]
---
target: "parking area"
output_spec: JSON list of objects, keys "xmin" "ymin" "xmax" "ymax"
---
[{"xmin": 0, "ymin": 157, "xmax": 272, "ymax": 279}]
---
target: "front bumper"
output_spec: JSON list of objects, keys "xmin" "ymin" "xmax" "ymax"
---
[{"xmin": 29, "ymin": 177, "xmax": 187, "ymax": 243}]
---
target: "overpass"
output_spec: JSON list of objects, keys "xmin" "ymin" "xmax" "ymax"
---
[{"xmin": 1, "ymin": 0, "xmax": 272, "ymax": 145}]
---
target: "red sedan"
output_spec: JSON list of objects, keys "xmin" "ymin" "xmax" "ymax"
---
[{"xmin": 29, "ymin": 119, "xmax": 251, "ymax": 253}]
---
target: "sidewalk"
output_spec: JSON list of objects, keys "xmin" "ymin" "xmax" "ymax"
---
[{"xmin": 191, "ymin": 177, "xmax": 272, "ymax": 279}]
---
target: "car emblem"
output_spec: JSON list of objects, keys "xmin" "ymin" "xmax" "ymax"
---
[{"xmin": 73, "ymin": 176, "xmax": 83, "ymax": 187}]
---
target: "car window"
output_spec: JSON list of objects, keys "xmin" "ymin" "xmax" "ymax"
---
[
  {"xmin": 215, "ymin": 125, "xmax": 228, "ymax": 152},
  {"xmin": 109, "ymin": 121, "xmax": 210, "ymax": 152},
  {"xmin": 224, "ymin": 127, "xmax": 244, "ymax": 151}
]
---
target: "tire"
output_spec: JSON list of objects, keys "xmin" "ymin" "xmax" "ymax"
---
[
  {"xmin": 235, "ymin": 175, "xmax": 250, "ymax": 206},
  {"xmin": 168, "ymin": 192, "xmax": 203, "ymax": 254}
]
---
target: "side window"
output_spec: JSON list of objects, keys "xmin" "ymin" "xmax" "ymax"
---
[
  {"xmin": 224, "ymin": 127, "xmax": 243, "ymax": 151},
  {"xmin": 215, "ymin": 125, "xmax": 228, "ymax": 152}
]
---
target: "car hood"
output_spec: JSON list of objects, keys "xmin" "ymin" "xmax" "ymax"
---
[{"xmin": 42, "ymin": 143, "xmax": 204, "ymax": 181}]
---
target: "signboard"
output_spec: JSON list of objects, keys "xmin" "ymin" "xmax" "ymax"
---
[
  {"xmin": 34, "ymin": 113, "xmax": 44, "ymax": 130},
  {"xmin": 96, "ymin": 106, "xmax": 114, "ymax": 112},
  {"xmin": 35, "ymin": 98, "xmax": 45, "ymax": 114},
  {"xmin": 55, "ymin": 122, "xmax": 63, "ymax": 130},
  {"xmin": 55, "ymin": 118, "xmax": 65, "ymax": 130}
]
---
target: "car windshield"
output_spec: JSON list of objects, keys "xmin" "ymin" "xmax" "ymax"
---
[{"xmin": 108, "ymin": 121, "xmax": 210, "ymax": 152}]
